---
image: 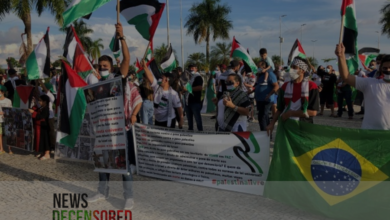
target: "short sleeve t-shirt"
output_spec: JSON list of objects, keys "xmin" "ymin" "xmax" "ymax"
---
[
  {"xmin": 188, "ymin": 75, "xmax": 203, "ymax": 103},
  {"xmin": 322, "ymin": 73, "xmax": 337, "ymax": 92},
  {"xmin": 356, "ymin": 77, "xmax": 390, "ymax": 130},
  {"xmin": 86, "ymin": 74, "xmax": 99, "ymax": 85},
  {"xmin": 245, "ymin": 74, "xmax": 256, "ymax": 98},
  {"xmin": 0, "ymin": 98, "xmax": 12, "ymax": 123},
  {"xmin": 261, "ymin": 57, "xmax": 275, "ymax": 74},
  {"xmin": 39, "ymin": 88, "xmax": 55, "ymax": 119},
  {"xmin": 255, "ymin": 71, "xmax": 277, "ymax": 101},
  {"xmin": 151, "ymin": 80, "xmax": 182, "ymax": 122}
]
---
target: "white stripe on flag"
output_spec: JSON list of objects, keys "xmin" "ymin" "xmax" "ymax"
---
[
  {"xmin": 65, "ymin": 80, "xmax": 79, "ymax": 118},
  {"xmin": 65, "ymin": 0, "xmax": 82, "ymax": 11},
  {"xmin": 161, "ymin": 52, "xmax": 175, "ymax": 70},
  {"xmin": 34, "ymin": 38, "xmax": 49, "ymax": 78},
  {"xmin": 121, "ymin": 5, "xmax": 155, "ymax": 26},
  {"xmin": 67, "ymin": 38, "xmax": 78, "ymax": 64}
]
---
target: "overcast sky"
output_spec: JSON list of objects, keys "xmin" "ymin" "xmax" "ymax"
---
[{"xmin": 0, "ymin": 0, "xmax": 389, "ymax": 68}]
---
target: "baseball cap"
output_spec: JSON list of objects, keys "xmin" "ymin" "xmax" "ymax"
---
[{"xmin": 8, "ymin": 68, "xmax": 17, "ymax": 75}]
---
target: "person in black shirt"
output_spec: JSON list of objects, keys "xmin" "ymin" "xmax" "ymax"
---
[
  {"xmin": 319, "ymin": 65, "xmax": 337, "ymax": 116},
  {"xmin": 4, "ymin": 69, "xmax": 26, "ymax": 102},
  {"xmin": 183, "ymin": 64, "xmax": 204, "ymax": 131}
]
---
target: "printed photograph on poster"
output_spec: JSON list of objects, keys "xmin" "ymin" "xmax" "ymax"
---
[
  {"xmin": 80, "ymin": 113, "xmax": 91, "ymax": 136},
  {"xmin": 25, "ymin": 131, "xmax": 33, "ymax": 151},
  {"xmin": 67, "ymin": 140, "xmax": 79, "ymax": 159},
  {"xmin": 16, "ymin": 130, "xmax": 25, "ymax": 148},
  {"xmin": 79, "ymin": 137, "xmax": 92, "ymax": 160},
  {"xmin": 55, "ymin": 144, "xmax": 69, "ymax": 158},
  {"xmin": 92, "ymin": 149, "xmax": 127, "ymax": 170},
  {"xmin": 7, "ymin": 131, "xmax": 16, "ymax": 146},
  {"xmin": 3, "ymin": 107, "xmax": 34, "ymax": 151},
  {"xmin": 84, "ymin": 80, "xmax": 122, "ymax": 104}
]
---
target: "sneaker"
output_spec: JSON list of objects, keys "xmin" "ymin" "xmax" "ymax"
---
[
  {"xmin": 87, "ymin": 193, "xmax": 107, "ymax": 203},
  {"xmin": 260, "ymin": 82, "xmax": 268, "ymax": 85},
  {"xmin": 130, "ymin": 164, "xmax": 136, "ymax": 175},
  {"xmin": 124, "ymin": 198, "xmax": 134, "ymax": 210}
]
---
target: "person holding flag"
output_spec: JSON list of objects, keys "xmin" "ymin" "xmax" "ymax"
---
[{"xmin": 335, "ymin": 44, "xmax": 390, "ymax": 130}]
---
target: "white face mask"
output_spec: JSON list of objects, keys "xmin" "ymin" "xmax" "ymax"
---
[
  {"xmin": 384, "ymin": 74, "xmax": 390, "ymax": 80},
  {"xmin": 226, "ymin": 85, "xmax": 236, "ymax": 91},
  {"xmin": 289, "ymin": 68, "xmax": 300, "ymax": 80},
  {"xmin": 99, "ymin": 69, "xmax": 110, "ymax": 77},
  {"xmin": 325, "ymin": 68, "xmax": 330, "ymax": 73}
]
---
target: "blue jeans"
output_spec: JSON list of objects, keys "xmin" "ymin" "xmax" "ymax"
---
[
  {"xmin": 97, "ymin": 129, "xmax": 134, "ymax": 199},
  {"xmin": 337, "ymin": 90, "xmax": 353, "ymax": 117},
  {"xmin": 186, "ymin": 102, "xmax": 203, "ymax": 131},
  {"xmin": 141, "ymin": 100, "xmax": 154, "ymax": 125},
  {"xmin": 257, "ymin": 101, "xmax": 273, "ymax": 131}
]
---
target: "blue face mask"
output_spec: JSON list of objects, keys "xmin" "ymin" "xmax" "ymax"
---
[{"xmin": 325, "ymin": 68, "xmax": 330, "ymax": 73}]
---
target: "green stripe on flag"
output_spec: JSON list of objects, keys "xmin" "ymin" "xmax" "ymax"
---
[
  {"xmin": 26, "ymin": 51, "xmax": 40, "ymax": 80},
  {"xmin": 232, "ymin": 50, "xmax": 257, "ymax": 73},
  {"xmin": 63, "ymin": 0, "xmax": 112, "ymax": 28},
  {"xmin": 13, "ymin": 92, "xmax": 20, "ymax": 108},
  {"xmin": 128, "ymin": 14, "xmax": 151, "ymax": 40},
  {"xmin": 249, "ymin": 133, "xmax": 260, "ymax": 153}
]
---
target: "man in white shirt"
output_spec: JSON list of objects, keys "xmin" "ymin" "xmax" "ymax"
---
[
  {"xmin": 142, "ymin": 61, "xmax": 184, "ymax": 128},
  {"xmin": 336, "ymin": 43, "xmax": 390, "ymax": 130}
]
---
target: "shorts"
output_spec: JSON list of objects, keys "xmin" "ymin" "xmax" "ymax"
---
[
  {"xmin": 271, "ymin": 95, "xmax": 278, "ymax": 105},
  {"xmin": 320, "ymin": 91, "xmax": 334, "ymax": 105},
  {"xmin": 0, "ymin": 123, "xmax": 3, "ymax": 135}
]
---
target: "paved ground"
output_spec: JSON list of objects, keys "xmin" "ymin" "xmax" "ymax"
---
[{"xmin": 0, "ymin": 106, "xmax": 362, "ymax": 220}]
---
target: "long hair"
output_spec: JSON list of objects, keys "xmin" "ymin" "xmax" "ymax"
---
[{"xmin": 140, "ymin": 76, "xmax": 154, "ymax": 101}]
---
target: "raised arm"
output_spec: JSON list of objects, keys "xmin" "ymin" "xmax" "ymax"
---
[
  {"xmin": 335, "ymin": 43, "xmax": 356, "ymax": 87},
  {"xmin": 141, "ymin": 60, "xmax": 155, "ymax": 85},
  {"xmin": 116, "ymin": 22, "xmax": 130, "ymax": 78}
]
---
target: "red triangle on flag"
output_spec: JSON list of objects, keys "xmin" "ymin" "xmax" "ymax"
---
[
  {"xmin": 62, "ymin": 61, "xmax": 88, "ymax": 88},
  {"xmin": 233, "ymin": 132, "xmax": 251, "ymax": 140},
  {"xmin": 16, "ymin": 86, "xmax": 34, "ymax": 104},
  {"xmin": 297, "ymin": 40, "xmax": 306, "ymax": 56},
  {"xmin": 73, "ymin": 43, "xmax": 93, "ymax": 77},
  {"xmin": 230, "ymin": 36, "xmax": 240, "ymax": 57}
]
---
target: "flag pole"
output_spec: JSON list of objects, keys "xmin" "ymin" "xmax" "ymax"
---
[
  {"xmin": 339, "ymin": 16, "xmax": 344, "ymax": 44},
  {"xmin": 117, "ymin": 0, "xmax": 120, "ymax": 23},
  {"xmin": 142, "ymin": 41, "xmax": 152, "ymax": 62}
]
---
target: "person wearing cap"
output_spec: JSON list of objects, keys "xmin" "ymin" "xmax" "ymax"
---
[
  {"xmin": 0, "ymin": 85, "xmax": 12, "ymax": 155},
  {"xmin": 4, "ymin": 68, "xmax": 26, "ymax": 102},
  {"xmin": 266, "ymin": 57, "xmax": 319, "ymax": 136},
  {"xmin": 141, "ymin": 61, "xmax": 184, "ymax": 128},
  {"xmin": 183, "ymin": 64, "xmax": 204, "ymax": 131}
]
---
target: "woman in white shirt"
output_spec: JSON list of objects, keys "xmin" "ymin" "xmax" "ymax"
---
[{"xmin": 0, "ymin": 85, "xmax": 12, "ymax": 155}]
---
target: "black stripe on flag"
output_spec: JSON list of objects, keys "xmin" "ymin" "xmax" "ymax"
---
[
  {"xmin": 83, "ymin": 13, "xmax": 92, "ymax": 20},
  {"xmin": 288, "ymin": 40, "xmax": 299, "ymax": 66},
  {"xmin": 160, "ymin": 44, "xmax": 173, "ymax": 65},
  {"xmin": 63, "ymin": 27, "xmax": 75, "ymax": 58},
  {"xmin": 149, "ymin": 59, "xmax": 162, "ymax": 80},
  {"xmin": 343, "ymin": 27, "xmax": 357, "ymax": 55},
  {"xmin": 120, "ymin": 0, "xmax": 162, "ymax": 13},
  {"xmin": 112, "ymin": 33, "xmax": 120, "ymax": 52},
  {"xmin": 43, "ymin": 28, "xmax": 51, "ymax": 77},
  {"xmin": 358, "ymin": 47, "xmax": 380, "ymax": 55},
  {"xmin": 58, "ymin": 62, "xmax": 70, "ymax": 135}
]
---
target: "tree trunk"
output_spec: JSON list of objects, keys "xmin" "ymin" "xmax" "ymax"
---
[
  {"xmin": 206, "ymin": 27, "xmax": 210, "ymax": 69},
  {"xmin": 21, "ymin": 12, "xmax": 33, "ymax": 57}
]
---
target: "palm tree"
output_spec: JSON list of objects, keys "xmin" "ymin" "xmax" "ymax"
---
[
  {"xmin": 307, "ymin": 57, "xmax": 319, "ymax": 68},
  {"xmin": 60, "ymin": 19, "xmax": 94, "ymax": 52},
  {"xmin": 322, "ymin": 58, "xmax": 336, "ymax": 63},
  {"xmin": 210, "ymin": 42, "xmax": 231, "ymax": 66},
  {"xmin": 271, "ymin": 55, "xmax": 284, "ymax": 67},
  {"xmin": 89, "ymin": 39, "xmax": 104, "ymax": 62},
  {"xmin": 380, "ymin": 3, "xmax": 390, "ymax": 37},
  {"xmin": 186, "ymin": 53, "xmax": 207, "ymax": 71},
  {"xmin": 185, "ymin": 0, "xmax": 233, "ymax": 65},
  {"xmin": 0, "ymin": 0, "xmax": 68, "ymax": 56},
  {"xmin": 154, "ymin": 43, "xmax": 179, "ymax": 67}
]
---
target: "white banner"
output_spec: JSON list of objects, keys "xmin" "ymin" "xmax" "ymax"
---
[
  {"xmin": 83, "ymin": 78, "xmax": 128, "ymax": 174},
  {"xmin": 134, "ymin": 124, "xmax": 270, "ymax": 195}
]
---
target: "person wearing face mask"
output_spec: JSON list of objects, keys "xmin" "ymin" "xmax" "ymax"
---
[
  {"xmin": 336, "ymin": 44, "xmax": 390, "ymax": 130},
  {"xmin": 212, "ymin": 73, "xmax": 251, "ymax": 132},
  {"xmin": 183, "ymin": 64, "xmax": 204, "ymax": 131},
  {"xmin": 266, "ymin": 57, "xmax": 319, "ymax": 136},
  {"xmin": 367, "ymin": 55, "xmax": 384, "ymax": 78},
  {"xmin": 243, "ymin": 70, "xmax": 256, "ymax": 122},
  {"xmin": 318, "ymin": 65, "xmax": 337, "ymax": 116},
  {"xmin": 217, "ymin": 61, "xmax": 240, "ymax": 100}
]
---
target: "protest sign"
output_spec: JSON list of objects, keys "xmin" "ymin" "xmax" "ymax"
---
[
  {"xmin": 133, "ymin": 123, "xmax": 270, "ymax": 195},
  {"xmin": 55, "ymin": 112, "xmax": 95, "ymax": 162},
  {"xmin": 83, "ymin": 78, "xmax": 128, "ymax": 174},
  {"xmin": 3, "ymin": 108, "xmax": 34, "ymax": 151}
]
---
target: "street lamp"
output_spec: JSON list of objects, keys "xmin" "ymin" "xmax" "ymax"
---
[
  {"xmin": 376, "ymin": 31, "xmax": 380, "ymax": 49},
  {"xmin": 300, "ymin": 24, "xmax": 306, "ymax": 42},
  {"xmin": 280, "ymin": 15, "xmax": 286, "ymax": 65},
  {"xmin": 311, "ymin": 40, "xmax": 317, "ymax": 58}
]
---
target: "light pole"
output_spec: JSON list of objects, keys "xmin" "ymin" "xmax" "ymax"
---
[
  {"xmin": 300, "ymin": 24, "xmax": 306, "ymax": 42},
  {"xmin": 259, "ymin": 35, "xmax": 262, "ymax": 49},
  {"xmin": 280, "ymin": 15, "xmax": 286, "ymax": 65},
  {"xmin": 180, "ymin": 0, "xmax": 184, "ymax": 66},
  {"xmin": 166, "ymin": 0, "xmax": 170, "ymax": 45},
  {"xmin": 311, "ymin": 40, "xmax": 317, "ymax": 58},
  {"xmin": 376, "ymin": 31, "xmax": 380, "ymax": 49}
]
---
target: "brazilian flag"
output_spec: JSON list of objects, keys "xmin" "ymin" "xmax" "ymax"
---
[{"xmin": 264, "ymin": 120, "xmax": 390, "ymax": 220}]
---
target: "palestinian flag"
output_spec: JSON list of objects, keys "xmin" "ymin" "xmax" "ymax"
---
[
  {"xmin": 160, "ymin": 44, "xmax": 177, "ymax": 72},
  {"xmin": 26, "ymin": 27, "xmax": 50, "ymax": 80},
  {"xmin": 232, "ymin": 132, "xmax": 263, "ymax": 174},
  {"xmin": 120, "ymin": 0, "xmax": 165, "ymax": 41},
  {"xmin": 341, "ymin": 0, "xmax": 359, "ymax": 74},
  {"xmin": 287, "ymin": 39, "xmax": 307, "ymax": 66},
  {"xmin": 137, "ymin": 59, "xmax": 162, "ymax": 81},
  {"xmin": 57, "ymin": 61, "xmax": 88, "ymax": 148},
  {"xmin": 230, "ymin": 37, "xmax": 257, "ymax": 73},
  {"xmin": 73, "ymin": 43, "xmax": 94, "ymax": 81},
  {"xmin": 13, "ymin": 86, "xmax": 34, "ymax": 109},
  {"xmin": 265, "ymin": 120, "xmax": 390, "ymax": 219},
  {"xmin": 62, "ymin": 0, "xmax": 111, "ymax": 28},
  {"xmin": 109, "ymin": 32, "xmax": 121, "ymax": 59},
  {"xmin": 358, "ymin": 47, "xmax": 380, "ymax": 69},
  {"xmin": 145, "ymin": 41, "xmax": 154, "ymax": 62},
  {"xmin": 63, "ymin": 25, "xmax": 83, "ymax": 65}
]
